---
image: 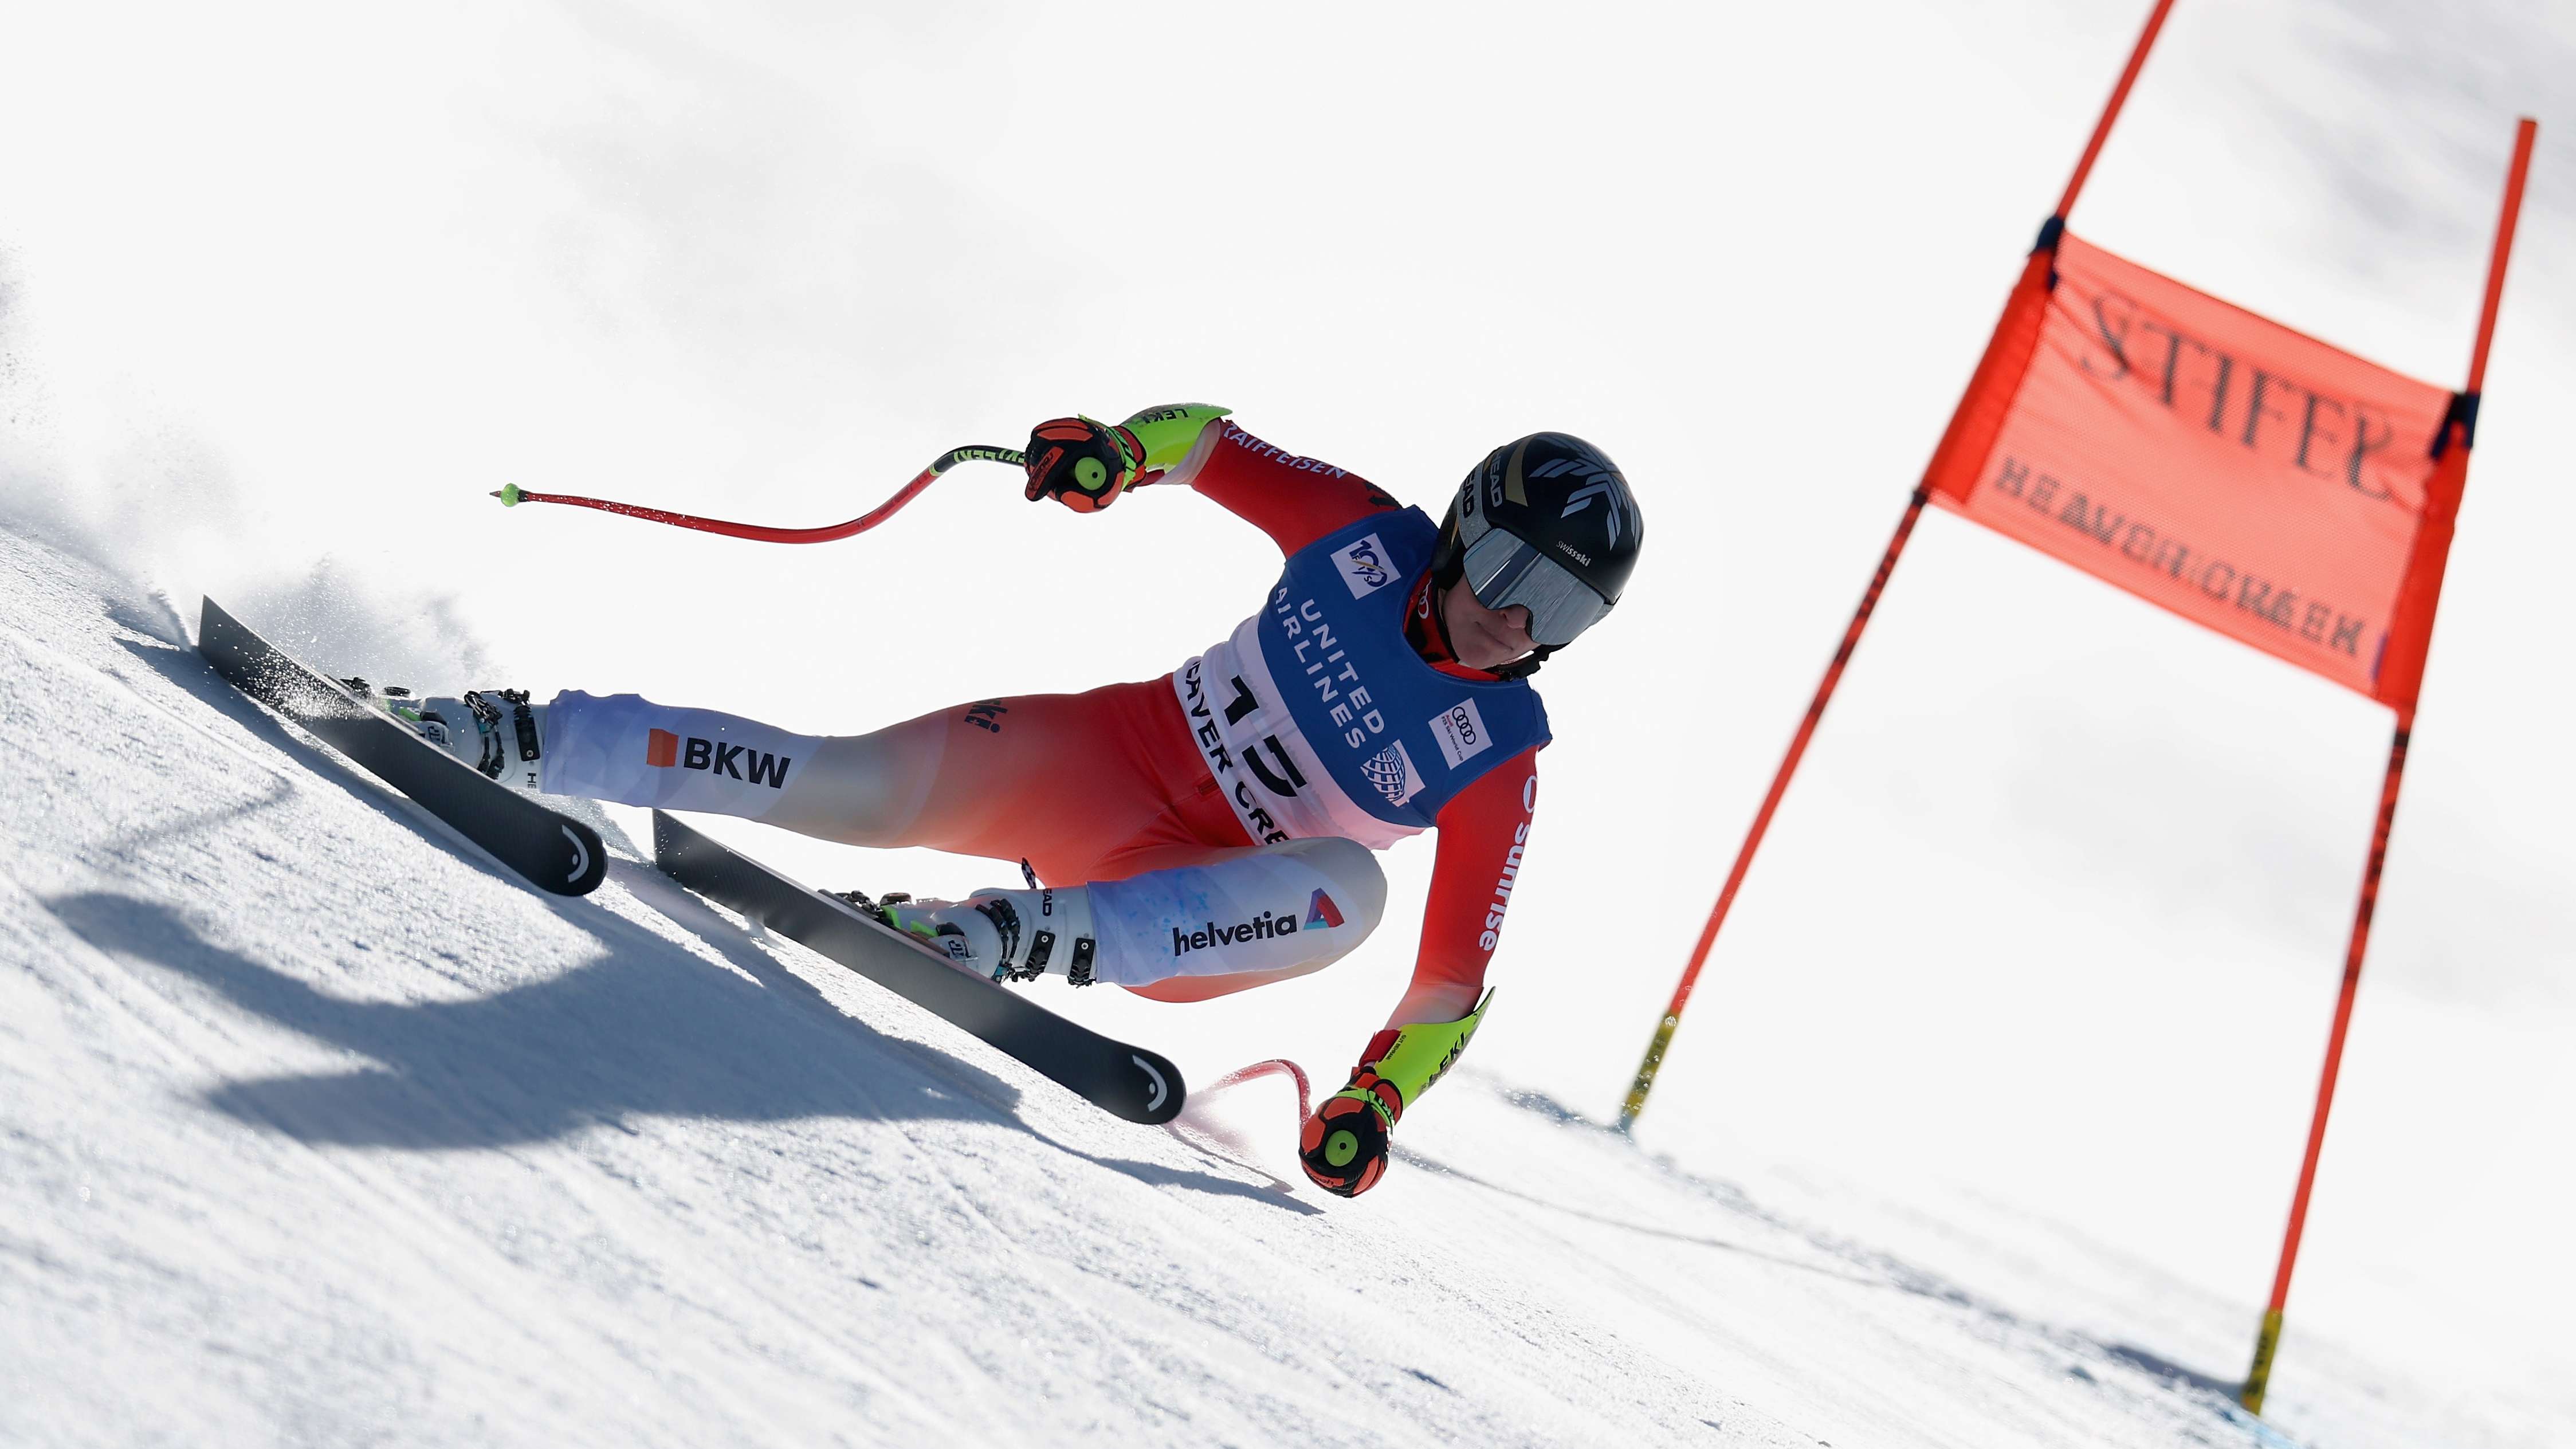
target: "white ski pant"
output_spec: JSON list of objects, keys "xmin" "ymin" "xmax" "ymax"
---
[{"xmin": 539, "ymin": 687, "xmax": 1387, "ymax": 994}]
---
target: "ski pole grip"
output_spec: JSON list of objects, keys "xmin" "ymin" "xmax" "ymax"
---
[{"xmin": 930, "ymin": 444, "xmax": 1027, "ymax": 474}]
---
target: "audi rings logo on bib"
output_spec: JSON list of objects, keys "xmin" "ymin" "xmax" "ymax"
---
[
  {"xmin": 1333, "ymin": 533, "xmax": 1396, "ymax": 599},
  {"xmin": 1362, "ymin": 740, "xmax": 1423, "ymax": 807},
  {"xmin": 1428, "ymin": 699, "xmax": 1492, "ymax": 769}
]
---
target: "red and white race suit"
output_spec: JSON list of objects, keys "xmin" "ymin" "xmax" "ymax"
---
[{"xmin": 538, "ymin": 421, "xmax": 1536, "ymax": 1030}]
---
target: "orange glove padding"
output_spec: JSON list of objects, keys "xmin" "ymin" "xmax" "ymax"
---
[{"xmin": 1022, "ymin": 416, "xmax": 1147, "ymax": 513}]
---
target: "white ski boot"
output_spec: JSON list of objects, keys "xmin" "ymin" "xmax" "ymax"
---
[
  {"xmin": 352, "ymin": 681, "xmax": 547, "ymax": 793},
  {"xmin": 833, "ymin": 885, "xmax": 1099, "ymax": 986}
]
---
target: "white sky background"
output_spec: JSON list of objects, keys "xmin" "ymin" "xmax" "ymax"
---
[{"xmin": 3, "ymin": 0, "xmax": 2570, "ymax": 1427}]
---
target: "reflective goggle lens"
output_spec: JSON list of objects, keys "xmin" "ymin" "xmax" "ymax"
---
[{"xmin": 1461, "ymin": 527, "xmax": 1609, "ymax": 647}]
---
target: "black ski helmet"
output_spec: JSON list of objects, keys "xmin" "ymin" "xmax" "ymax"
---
[{"xmin": 1431, "ymin": 432, "xmax": 1643, "ymax": 677}]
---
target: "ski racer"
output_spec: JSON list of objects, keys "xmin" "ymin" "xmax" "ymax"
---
[{"xmin": 403, "ymin": 407, "xmax": 1643, "ymax": 1196}]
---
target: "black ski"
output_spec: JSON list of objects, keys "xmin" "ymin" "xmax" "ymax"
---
[
  {"xmin": 651, "ymin": 810, "xmax": 1185, "ymax": 1125},
  {"xmin": 197, "ymin": 598, "xmax": 607, "ymax": 897}
]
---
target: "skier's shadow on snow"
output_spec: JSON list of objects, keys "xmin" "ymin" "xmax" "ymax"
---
[
  {"xmin": 46, "ymin": 887, "xmax": 1016, "ymax": 1145},
  {"xmin": 50, "ymin": 886, "xmax": 1311, "ymax": 1213},
  {"xmin": 53, "ymin": 887, "xmax": 1318, "ymax": 1212}
]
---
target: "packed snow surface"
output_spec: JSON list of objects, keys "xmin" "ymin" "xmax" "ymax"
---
[
  {"xmin": 6, "ymin": 2, "xmax": 2574, "ymax": 1442},
  {"xmin": 0, "ymin": 527, "xmax": 2545, "ymax": 1447}
]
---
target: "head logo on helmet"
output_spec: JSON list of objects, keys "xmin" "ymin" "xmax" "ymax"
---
[
  {"xmin": 1529, "ymin": 443, "xmax": 1631, "ymax": 546},
  {"xmin": 1557, "ymin": 480, "xmax": 1628, "ymax": 549}
]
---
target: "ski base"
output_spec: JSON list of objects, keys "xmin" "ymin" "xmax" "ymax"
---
[
  {"xmin": 651, "ymin": 810, "xmax": 1185, "ymax": 1125},
  {"xmin": 197, "ymin": 598, "xmax": 606, "ymax": 896}
]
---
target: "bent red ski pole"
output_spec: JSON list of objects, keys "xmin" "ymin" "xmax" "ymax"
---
[{"xmin": 490, "ymin": 443, "xmax": 1027, "ymax": 544}]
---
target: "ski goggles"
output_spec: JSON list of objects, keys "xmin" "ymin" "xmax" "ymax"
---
[{"xmin": 1459, "ymin": 520, "xmax": 1612, "ymax": 647}]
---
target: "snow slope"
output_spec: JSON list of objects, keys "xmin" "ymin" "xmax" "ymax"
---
[
  {"xmin": 7, "ymin": 3, "xmax": 2575, "ymax": 1443},
  {"xmin": 0, "ymin": 524, "xmax": 2529, "ymax": 1446}
]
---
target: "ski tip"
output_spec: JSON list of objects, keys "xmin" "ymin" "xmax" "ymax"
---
[
  {"xmin": 492, "ymin": 484, "xmax": 523, "ymax": 507},
  {"xmin": 1126, "ymin": 1051, "xmax": 1188, "ymax": 1125}
]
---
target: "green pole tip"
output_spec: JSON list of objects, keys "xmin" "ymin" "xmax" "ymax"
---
[{"xmin": 492, "ymin": 485, "xmax": 523, "ymax": 507}]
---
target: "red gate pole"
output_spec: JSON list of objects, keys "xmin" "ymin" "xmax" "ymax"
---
[
  {"xmin": 1618, "ymin": 0, "xmax": 2177, "ymax": 1129},
  {"xmin": 2240, "ymin": 115, "xmax": 2536, "ymax": 1416},
  {"xmin": 2239, "ymin": 718, "xmax": 2409, "ymax": 1415}
]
